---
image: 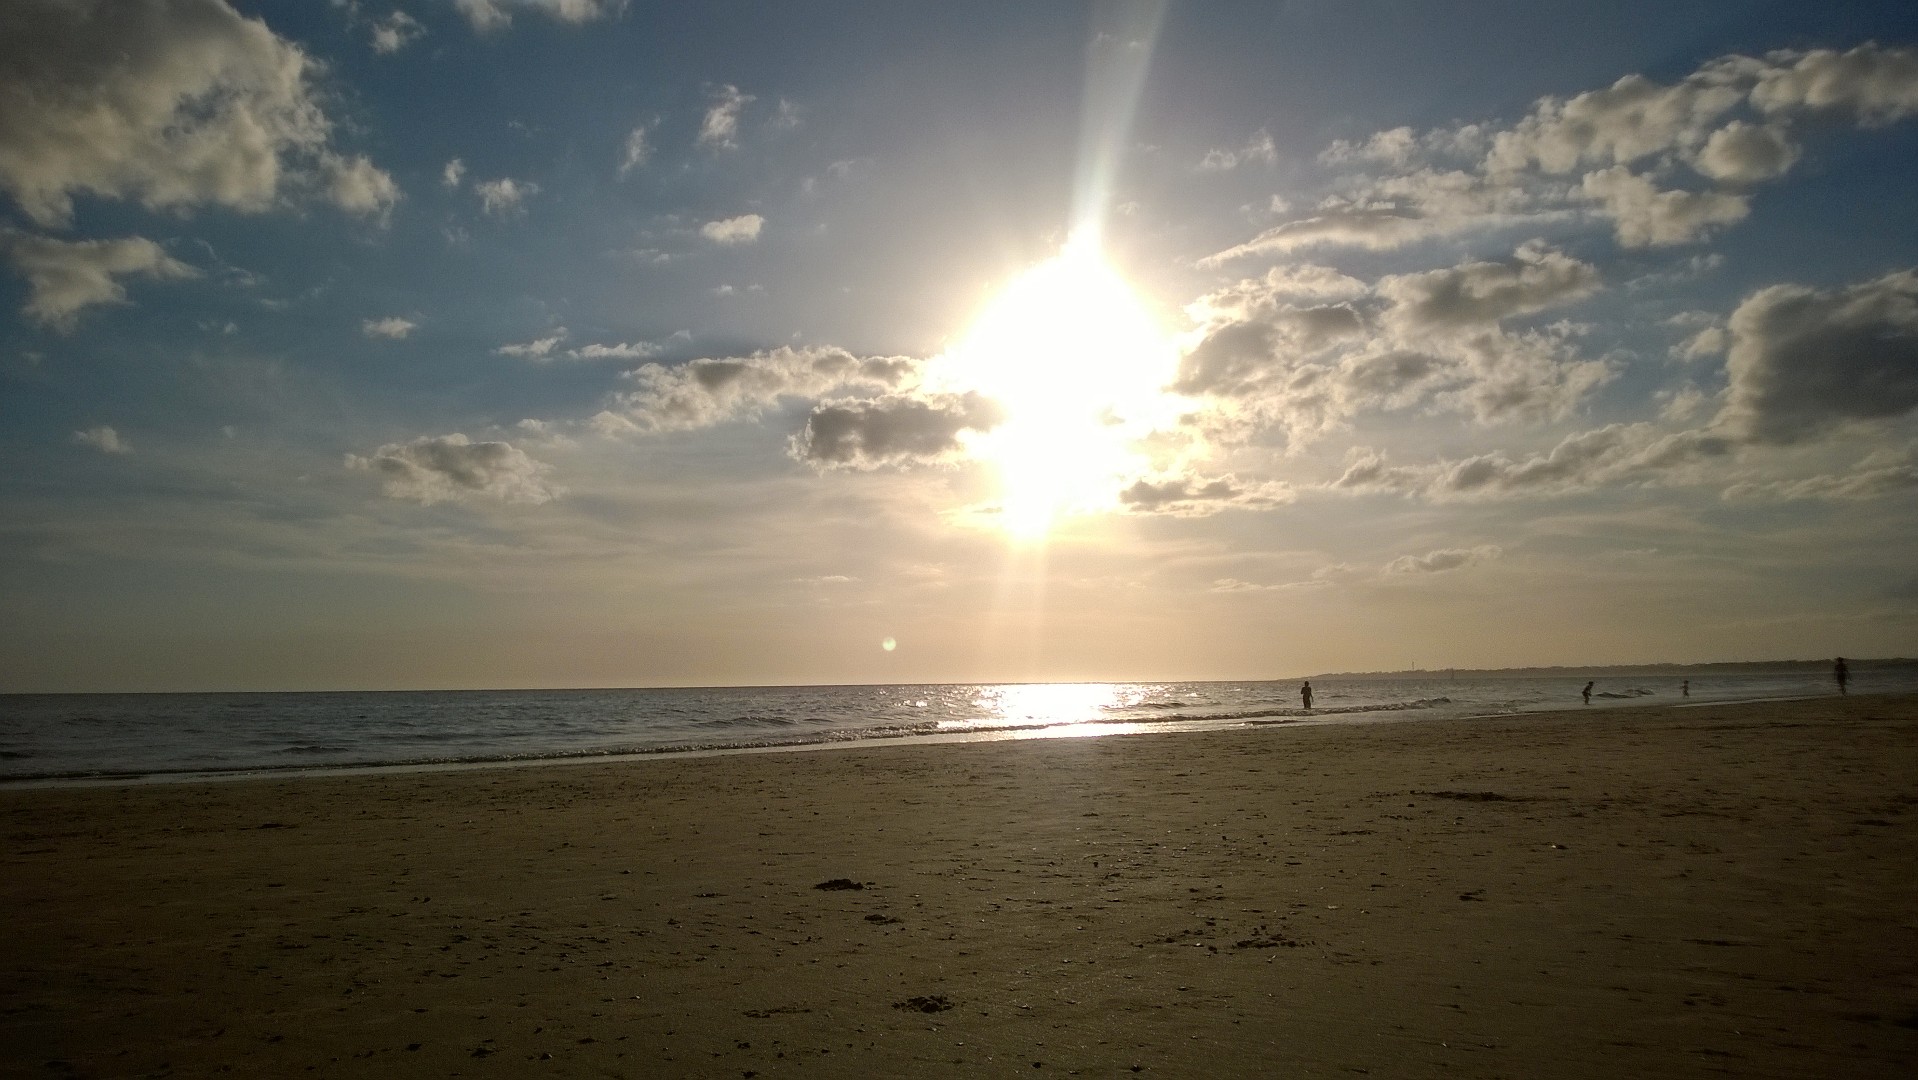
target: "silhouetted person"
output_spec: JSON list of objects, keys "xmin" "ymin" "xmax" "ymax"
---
[
  {"xmin": 1581, "ymin": 681, "xmax": 1593, "ymax": 705},
  {"xmin": 1835, "ymin": 657, "xmax": 1849, "ymax": 696},
  {"xmin": 1301, "ymin": 681, "xmax": 1313, "ymax": 710},
  {"xmin": 1681, "ymin": 679, "xmax": 1689, "ymax": 698}
]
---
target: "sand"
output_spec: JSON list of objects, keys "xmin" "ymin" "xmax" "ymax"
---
[{"xmin": 4, "ymin": 695, "xmax": 1916, "ymax": 1078}]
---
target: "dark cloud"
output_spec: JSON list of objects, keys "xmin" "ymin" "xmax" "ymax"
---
[
  {"xmin": 6, "ymin": 233, "xmax": 199, "ymax": 329},
  {"xmin": 1337, "ymin": 350, "xmax": 1449, "ymax": 406},
  {"xmin": 792, "ymin": 393, "xmax": 1003, "ymax": 470},
  {"xmin": 1377, "ymin": 242, "xmax": 1599, "ymax": 329},
  {"xmin": 1179, "ymin": 245, "xmax": 1609, "ymax": 441},
  {"xmin": 1333, "ymin": 425, "xmax": 1734, "ymax": 500},
  {"xmin": 346, "ymin": 434, "xmax": 559, "ymax": 505},
  {"xmin": 1174, "ymin": 308, "xmax": 1361, "ymax": 399},
  {"xmin": 607, "ymin": 347, "xmax": 922, "ymax": 432},
  {"xmin": 1716, "ymin": 270, "xmax": 1918, "ymax": 444},
  {"xmin": 1384, "ymin": 545, "xmax": 1501, "ymax": 574},
  {"xmin": 1117, "ymin": 474, "xmax": 1291, "ymax": 516}
]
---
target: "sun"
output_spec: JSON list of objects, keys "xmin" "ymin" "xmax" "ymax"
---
[{"xmin": 940, "ymin": 239, "xmax": 1179, "ymax": 537}]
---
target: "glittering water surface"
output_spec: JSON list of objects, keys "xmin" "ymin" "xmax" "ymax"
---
[{"xmin": 2, "ymin": 670, "xmax": 1908, "ymax": 782}]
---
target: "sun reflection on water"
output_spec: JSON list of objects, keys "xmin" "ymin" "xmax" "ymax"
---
[{"xmin": 935, "ymin": 682, "xmax": 1129, "ymax": 735}]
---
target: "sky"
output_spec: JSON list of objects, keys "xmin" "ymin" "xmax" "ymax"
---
[{"xmin": 3, "ymin": 0, "xmax": 1917, "ymax": 692}]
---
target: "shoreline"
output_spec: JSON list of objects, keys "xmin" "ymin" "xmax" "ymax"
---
[
  {"xmin": 0, "ymin": 686, "xmax": 1840, "ymax": 791},
  {"xmin": 6, "ymin": 694, "xmax": 1915, "ymax": 1077}
]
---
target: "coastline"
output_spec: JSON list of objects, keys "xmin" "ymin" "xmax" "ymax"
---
[
  {"xmin": 5, "ymin": 694, "xmax": 1915, "ymax": 1077},
  {"xmin": 0, "ymin": 678, "xmax": 1846, "ymax": 790}
]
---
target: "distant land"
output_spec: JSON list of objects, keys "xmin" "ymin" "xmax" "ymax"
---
[{"xmin": 1312, "ymin": 658, "xmax": 1918, "ymax": 681}]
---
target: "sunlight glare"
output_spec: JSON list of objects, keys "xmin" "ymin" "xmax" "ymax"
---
[{"xmin": 943, "ymin": 239, "xmax": 1178, "ymax": 538}]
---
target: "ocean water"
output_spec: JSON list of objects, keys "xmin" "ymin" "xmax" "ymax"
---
[{"xmin": 2, "ymin": 670, "xmax": 1909, "ymax": 784}]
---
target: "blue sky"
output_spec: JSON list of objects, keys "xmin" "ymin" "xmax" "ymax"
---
[{"xmin": 3, "ymin": 0, "xmax": 1916, "ymax": 691}]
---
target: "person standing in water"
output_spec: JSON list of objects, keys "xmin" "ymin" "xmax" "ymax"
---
[
  {"xmin": 1682, "ymin": 679, "xmax": 1690, "ymax": 698},
  {"xmin": 1582, "ymin": 681, "xmax": 1594, "ymax": 705},
  {"xmin": 1300, "ymin": 681, "xmax": 1313, "ymax": 710},
  {"xmin": 1834, "ymin": 657, "xmax": 1849, "ymax": 696}
]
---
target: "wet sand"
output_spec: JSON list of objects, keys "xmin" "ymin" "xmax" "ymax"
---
[{"xmin": 4, "ymin": 695, "xmax": 1916, "ymax": 1078}]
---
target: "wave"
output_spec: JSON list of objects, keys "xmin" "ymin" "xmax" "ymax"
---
[
  {"xmin": 0, "ymin": 693, "xmax": 1510, "ymax": 787},
  {"xmin": 1099, "ymin": 696, "xmax": 1454, "ymax": 725}
]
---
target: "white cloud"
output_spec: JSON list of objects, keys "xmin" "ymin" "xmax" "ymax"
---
[
  {"xmin": 442, "ymin": 158, "xmax": 466, "ymax": 189},
  {"xmin": 369, "ymin": 10, "xmax": 425, "ymax": 54},
  {"xmin": 1198, "ymin": 129, "xmax": 1277, "ymax": 172},
  {"xmin": 1748, "ymin": 43, "xmax": 1918, "ymax": 124},
  {"xmin": 1672, "ymin": 325, "xmax": 1727, "ymax": 361},
  {"xmin": 454, "ymin": 0, "xmax": 622, "ymax": 32},
  {"xmin": 495, "ymin": 329, "xmax": 568, "ymax": 359},
  {"xmin": 1694, "ymin": 121, "xmax": 1800, "ymax": 183},
  {"xmin": 618, "ymin": 122, "xmax": 652, "ymax": 177},
  {"xmin": 1724, "ymin": 460, "xmax": 1918, "ymax": 502},
  {"xmin": 567, "ymin": 341, "xmax": 660, "ymax": 361},
  {"xmin": 1325, "ymin": 260, "xmax": 1918, "ymax": 506},
  {"xmin": 72, "ymin": 425, "xmax": 130, "ymax": 455},
  {"xmin": 1221, "ymin": 43, "xmax": 1918, "ymax": 260},
  {"xmin": 6, "ymin": 234, "xmax": 199, "ymax": 330},
  {"xmin": 1198, "ymin": 208, "xmax": 1440, "ymax": 263},
  {"xmin": 700, "ymin": 214, "xmax": 764, "ymax": 245},
  {"xmin": 453, "ymin": 0, "xmax": 512, "ymax": 31},
  {"xmin": 361, "ymin": 316, "xmax": 416, "ymax": 340},
  {"xmin": 1320, "ymin": 126, "xmax": 1420, "ymax": 168},
  {"xmin": 1318, "ymin": 125, "xmax": 1490, "ymax": 169},
  {"xmin": 1659, "ymin": 384, "xmax": 1710, "ymax": 422},
  {"xmin": 0, "ymin": 0, "xmax": 395, "ymax": 226},
  {"xmin": 1578, "ymin": 166, "xmax": 1748, "ymax": 247},
  {"xmin": 320, "ymin": 153, "xmax": 401, "ymax": 223},
  {"xmin": 346, "ymin": 433, "xmax": 560, "ymax": 505},
  {"xmin": 1211, "ymin": 566, "xmax": 1355, "ymax": 592},
  {"xmin": 698, "ymin": 84, "xmax": 755, "ymax": 150},
  {"xmin": 1199, "ymin": 168, "xmax": 1559, "ymax": 264},
  {"xmin": 1484, "ymin": 69, "xmax": 1750, "ymax": 177},
  {"xmin": 475, "ymin": 177, "xmax": 539, "ymax": 217},
  {"xmin": 1184, "ymin": 264, "xmax": 1368, "ymax": 324},
  {"xmin": 499, "ymin": 334, "xmax": 660, "ymax": 363}
]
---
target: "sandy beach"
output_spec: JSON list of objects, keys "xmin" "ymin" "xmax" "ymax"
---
[{"xmin": 4, "ymin": 695, "xmax": 1915, "ymax": 1078}]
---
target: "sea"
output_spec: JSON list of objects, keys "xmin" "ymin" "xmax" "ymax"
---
[{"xmin": 3, "ymin": 669, "xmax": 1911, "ymax": 786}]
